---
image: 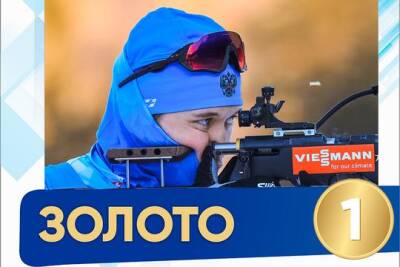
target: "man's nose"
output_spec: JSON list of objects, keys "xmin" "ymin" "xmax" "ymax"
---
[{"xmin": 209, "ymin": 127, "xmax": 229, "ymax": 144}]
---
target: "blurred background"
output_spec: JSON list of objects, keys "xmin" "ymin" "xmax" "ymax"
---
[{"xmin": 45, "ymin": 0, "xmax": 378, "ymax": 164}]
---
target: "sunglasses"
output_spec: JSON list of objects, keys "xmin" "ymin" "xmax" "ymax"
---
[{"xmin": 118, "ymin": 31, "xmax": 247, "ymax": 88}]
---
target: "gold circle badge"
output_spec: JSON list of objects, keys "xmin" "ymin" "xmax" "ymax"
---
[{"xmin": 314, "ymin": 179, "xmax": 394, "ymax": 259}]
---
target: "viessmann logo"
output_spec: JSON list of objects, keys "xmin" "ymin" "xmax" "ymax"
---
[
  {"xmin": 292, "ymin": 144, "xmax": 375, "ymax": 175},
  {"xmin": 294, "ymin": 149, "xmax": 373, "ymax": 166}
]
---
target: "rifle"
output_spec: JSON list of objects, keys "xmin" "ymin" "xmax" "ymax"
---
[{"xmin": 210, "ymin": 85, "xmax": 378, "ymax": 187}]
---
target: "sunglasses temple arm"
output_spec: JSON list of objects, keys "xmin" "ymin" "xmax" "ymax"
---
[{"xmin": 118, "ymin": 55, "xmax": 179, "ymax": 88}]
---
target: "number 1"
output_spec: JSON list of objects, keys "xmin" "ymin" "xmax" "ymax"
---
[{"xmin": 341, "ymin": 198, "xmax": 361, "ymax": 240}]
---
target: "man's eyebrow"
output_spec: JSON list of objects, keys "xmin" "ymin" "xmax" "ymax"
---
[{"xmin": 192, "ymin": 112, "xmax": 219, "ymax": 118}]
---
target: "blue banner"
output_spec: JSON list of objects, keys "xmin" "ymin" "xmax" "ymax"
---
[{"xmin": 20, "ymin": 187, "xmax": 399, "ymax": 266}]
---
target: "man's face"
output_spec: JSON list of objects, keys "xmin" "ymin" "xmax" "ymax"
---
[{"xmin": 156, "ymin": 106, "xmax": 240, "ymax": 167}]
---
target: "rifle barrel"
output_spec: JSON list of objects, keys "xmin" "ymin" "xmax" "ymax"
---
[{"xmin": 213, "ymin": 143, "xmax": 237, "ymax": 154}]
